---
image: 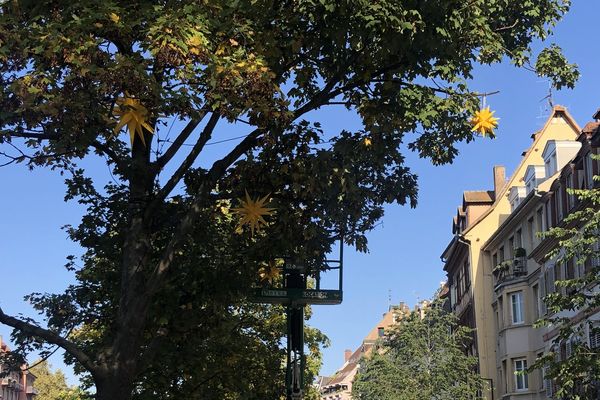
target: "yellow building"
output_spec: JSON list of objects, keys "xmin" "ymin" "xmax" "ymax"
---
[{"xmin": 441, "ymin": 106, "xmax": 581, "ymax": 399}]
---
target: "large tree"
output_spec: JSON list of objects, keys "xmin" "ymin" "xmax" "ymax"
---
[
  {"xmin": 352, "ymin": 301, "xmax": 483, "ymax": 400},
  {"xmin": 0, "ymin": 1, "xmax": 578, "ymax": 399}
]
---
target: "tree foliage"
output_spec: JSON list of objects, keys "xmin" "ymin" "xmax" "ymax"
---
[
  {"xmin": 533, "ymin": 154, "xmax": 600, "ymax": 399},
  {"xmin": 352, "ymin": 302, "xmax": 483, "ymax": 400},
  {"xmin": 0, "ymin": 1, "xmax": 578, "ymax": 399},
  {"xmin": 29, "ymin": 360, "xmax": 84, "ymax": 400}
]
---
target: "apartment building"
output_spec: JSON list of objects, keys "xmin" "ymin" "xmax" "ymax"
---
[
  {"xmin": 0, "ymin": 337, "xmax": 37, "ymax": 400},
  {"xmin": 441, "ymin": 106, "xmax": 582, "ymax": 399},
  {"xmin": 317, "ymin": 302, "xmax": 414, "ymax": 400}
]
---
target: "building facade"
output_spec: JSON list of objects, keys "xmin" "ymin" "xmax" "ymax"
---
[
  {"xmin": 441, "ymin": 106, "xmax": 586, "ymax": 399},
  {"xmin": 0, "ymin": 337, "xmax": 37, "ymax": 400}
]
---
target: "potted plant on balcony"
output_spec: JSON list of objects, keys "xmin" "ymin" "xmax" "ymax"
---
[
  {"xmin": 493, "ymin": 261, "xmax": 510, "ymax": 278},
  {"xmin": 513, "ymin": 247, "xmax": 527, "ymax": 275},
  {"xmin": 514, "ymin": 247, "xmax": 527, "ymax": 258}
]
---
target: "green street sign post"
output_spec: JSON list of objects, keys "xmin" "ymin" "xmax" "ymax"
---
[{"xmin": 251, "ymin": 237, "xmax": 344, "ymax": 400}]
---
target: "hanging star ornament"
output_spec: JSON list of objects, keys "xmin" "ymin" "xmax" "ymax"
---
[
  {"xmin": 114, "ymin": 96, "xmax": 154, "ymax": 146},
  {"xmin": 471, "ymin": 106, "xmax": 499, "ymax": 137},
  {"xmin": 232, "ymin": 191, "xmax": 276, "ymax": 235},
  {"xmin": 258, "ymin": 260, "xmax": 282, "ymax": 284}
]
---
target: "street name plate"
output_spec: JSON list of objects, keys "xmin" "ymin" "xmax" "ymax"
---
[{"xmin": 251, "ymin": 288, "xmax": 342, "ymax": 305}]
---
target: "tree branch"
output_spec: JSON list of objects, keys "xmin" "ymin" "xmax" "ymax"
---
[
  {"xmin": 146, "ymin": 126, "xmax": 265, "ymax": 298},
  {"xmin": 154, "ymin": 112, "xmax": 208, "ymax": 171},
  {"xmin": 0, "ymin": 307, "xmax": 98, "ymax": 375},
  {"xmin": 146, "ymin": 113, "xmax": 220, "ymax": 218},
  {"xmin": 91, "ymin": 139, "xmax": 129, "ymax": 172}
]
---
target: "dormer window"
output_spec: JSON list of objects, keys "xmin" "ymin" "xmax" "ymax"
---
[
  {"xmin": 542, "ymin": 140, "xmax": 582, "ymax": 179},
  {"xmin": 508, "ymin": 186, "xmax": 526, "ymax": 212}
]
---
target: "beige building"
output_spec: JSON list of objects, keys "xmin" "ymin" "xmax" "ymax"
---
[
  {"xmin": 317, "ymin": 302, "xmax": 415, "ymax": 400},
  {"xmin": 442, "ymin": 106, "xmax": 583, "ymax": 399},
  {"xmin": 0, "ymin": 337, "xmax": 37, "ymax": 400}
]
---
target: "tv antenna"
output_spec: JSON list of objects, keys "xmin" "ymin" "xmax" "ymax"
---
[{"xmin": 537, "ymin": 80, "xmax": 554, "ymax": 120}]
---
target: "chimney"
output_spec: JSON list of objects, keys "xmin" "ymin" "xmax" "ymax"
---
[
  {"xmin": 344, "ymin": 349, "xmax": 352, "ymax": 362},
  {"xmin": 493, "ymin": 166, "xmax": 506, "ymax": 200}
]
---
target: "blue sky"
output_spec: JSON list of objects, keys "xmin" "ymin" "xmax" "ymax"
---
[{"xmin": 1, "ymin": 0, "xmax": 599, "ymax": 384}]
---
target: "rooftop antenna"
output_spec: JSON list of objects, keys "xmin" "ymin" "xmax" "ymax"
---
[
  {"xmin": 537, "ymin": 80, "xmax": 554, "ymax": 120},
  {"xmin": 388, "ymin": 289, "xmax": 392, "ymax": 309}
]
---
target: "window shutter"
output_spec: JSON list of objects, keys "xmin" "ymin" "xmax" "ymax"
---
[{"xmin": 590, "ymin": 326, "xmax": 600, "ymax": 349}]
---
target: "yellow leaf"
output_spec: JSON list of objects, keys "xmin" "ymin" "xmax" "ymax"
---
[{"xmin": 109, "ymin": 13, "xmax": 120, "ymax": 23}]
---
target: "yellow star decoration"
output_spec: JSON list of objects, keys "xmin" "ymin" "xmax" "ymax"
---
[
  {"xmin": 109, "ymin": 13, "xmax": 120, "ymax": 23},
  {"xmin": 471, "ymin": 106, "xmax": 499, "ymax": 137},
  {"xmin": 114, "ymin": 97, "xmax": 154, "ymax": 146},
  {"xmin": 232, "ymin": 191, "xmax": 276, "ymax": 235},
  {"xmin": 258, "ymin": 260, "xmax": 282, "ymax": 284},
  {"xmin": 363, "ymin": 137, "xmax": 372, "ymax": 147}
]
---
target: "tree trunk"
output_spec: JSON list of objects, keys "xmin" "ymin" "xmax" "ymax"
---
[{"xmin": 95, "ymin": 374, "xmax": 135, "ymax": 400}]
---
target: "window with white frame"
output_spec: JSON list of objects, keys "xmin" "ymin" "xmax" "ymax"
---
[
  {"xmin": 514, "ymin": 358, "xmax": 528, "ymax": 391},
  {"xmin": 511, "ymin": 291, "xmax": 524, "ymax": 324},
  {"xmin": 536, "ymin": 206, "xmax": 544, "ymax": 234}
]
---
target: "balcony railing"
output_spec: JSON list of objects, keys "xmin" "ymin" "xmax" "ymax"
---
[{"xmin": 493, "ymin": 256, "xmax": 528, "ymax": 285}]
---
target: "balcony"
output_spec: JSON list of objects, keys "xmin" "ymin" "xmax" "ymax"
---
[
  {"xmin": 26, "ymin": 385, "xmax": 38, "ymax": 395},
  {"xmin": 493, "ymin": 252, "xmax": 528, "ymax": 287}
]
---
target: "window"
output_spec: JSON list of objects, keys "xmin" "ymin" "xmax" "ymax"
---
[
  {"xmin": 502, "ymin": 360, "xmax": 508, "ymax": 394},
  {"xmin": 492, "ymin": 252, "xmax": 498, "ymax": 268},
  {"xmin": 545, "ymin": 265, "xmax": 555, "ymax": 295},
  {"xmin": 463, "ymin": 261, "xmax": 471, "ymax": 291},
  {"xmin": 566, "ymin": 173, "xmax": 575, "ymax": 210},
  {"xmin": 590, "ymin": 325, "xmax": 600, "ymax": 349},
  {"xmin": 515, "ymin": 229, "xmax": 522, "ymax": 249},
  {"xmin": 514, "ymin": 359, "xmax": 529, "ymax": 391},
  {"xmin": 554, "ymin": 263, "xmax": 563, "ymax": 295},
  {"xmin": 527, "ymin": 217, "xmax": 534, "ymax": 249},
  {"xmin": 537, "ymin": 352, "xmax": 545, "ymax": 390},
  {"xmin": 557, "ymin": 186, "xmax": 564, "ymax": 221},
  {"xmin": 377, "ymin": 327, "xmax": 385, "ymax": 337},
  {"xmin": 536, "ymin": 206, "xmax": 544, "ymax": 233},
  {"xmin": 499, "ymin": 246, "xmax": 505, "ymax": 263},
  {"xmin": 532, "ymin": 284, "xmax": 540, "ymax": 320},
  {"xmin": 511, "ymin": 291, "xmax": 524, "ymax": 324},
  {"xmin": 498, "ymin": 297, "xmax": 504, "ymax": 330},
  {"xmin": 585, "ymin": 152, "xmax": 594, "ymax": 189},
  {"xmin": 566, "ymin": 258, "xmax": 575, "ymax": 280}
]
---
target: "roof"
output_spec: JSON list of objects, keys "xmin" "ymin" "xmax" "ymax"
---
[
  {"xmin": 463, "ymin": 190, "xmax": 495, "ymax": 203},
  {"xmin": 582, "ymin": 121, "xmax": 600, "ymax": 134}
]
